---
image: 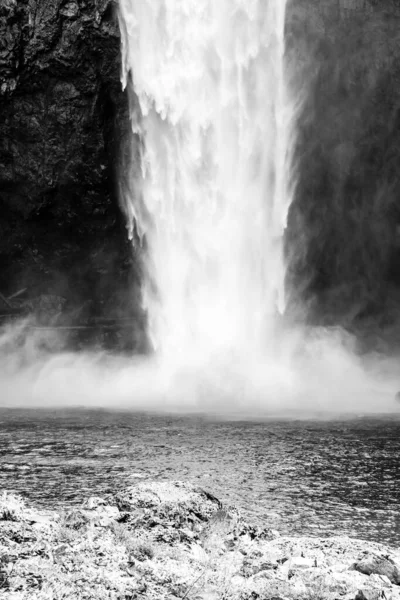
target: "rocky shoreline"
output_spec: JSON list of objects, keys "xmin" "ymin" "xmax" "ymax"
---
[{"xmin": 1, "ymin": 480, "xmax": 399, "ymax": 600}]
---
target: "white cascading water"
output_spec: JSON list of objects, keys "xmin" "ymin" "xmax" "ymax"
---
[{"xmin": 118, "ymin": 1, "xmax": 295, "ymax": 385}]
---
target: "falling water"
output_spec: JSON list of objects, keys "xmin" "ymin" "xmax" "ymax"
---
[{"xmin": 118, "ymin": 0, "xmax": 294, "ymax": 370}]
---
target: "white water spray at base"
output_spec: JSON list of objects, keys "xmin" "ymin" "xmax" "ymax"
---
[
  {"xmin": 0, "ymin": 318, "xmax": 398, "ymax": 416},
  {"xmin": 118, "ymin": 0, "xmax": 294, "ymax": 368}
]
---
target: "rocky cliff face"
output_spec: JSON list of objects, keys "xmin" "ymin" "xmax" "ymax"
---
[
  {"xmin": 287, "ymin": 0, "xmax": 400, "ymax": 325},
  {"xmin": 0, "ymin": 0, "xmax": 139, "ymax": 329}
]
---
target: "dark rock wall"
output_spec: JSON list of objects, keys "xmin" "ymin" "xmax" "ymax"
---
[
  {"xmin": 0, "ymin": 0, "xmax": 140, "ymax": 326},
  {"xmin": 286, "ymin": 0, "xmax": 400, "ymax": 324}
]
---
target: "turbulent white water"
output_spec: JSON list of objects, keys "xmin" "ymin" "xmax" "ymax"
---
[{"xmin": 118, "ymin": 0, "xmax": 294, "ymax": 365}]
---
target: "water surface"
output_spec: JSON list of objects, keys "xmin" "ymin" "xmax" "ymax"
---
[{"xmin": 0, "ymin": 409, "xmax": 399, "ymax": 546}]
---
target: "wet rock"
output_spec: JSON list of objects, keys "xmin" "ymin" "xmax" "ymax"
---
[
  {"xmin": 0, "ymin": 0, "xmax": 137, "ymax": 322},
  {"xmin": 354, "ymin": 555, "xmax": 400, "ymax": 585}
]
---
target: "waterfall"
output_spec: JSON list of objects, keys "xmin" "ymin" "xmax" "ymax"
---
[
  {"xmin": 118, "ymin": 0, "xmax": 294, "ymax": 375},
  {"xmin": 2, "ymin": 1, "xmax": 397, "ymax": 414},
  {"xmin": 1, "ymin": 1, "xmax": 397, "ymax": 416}
]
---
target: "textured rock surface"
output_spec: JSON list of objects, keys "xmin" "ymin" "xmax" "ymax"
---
[
  {"xmin": 1, "ymin": 482, "xmax": 400, "ymax": 600},
  {"xmin": 0, "ymin": 0, "xmax": 140, "ymax": 329}
]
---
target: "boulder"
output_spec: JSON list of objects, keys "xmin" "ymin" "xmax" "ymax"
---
[
  {"xmin": 115, "ymin": 480, "xmax": 222, "ymax": 517},
  {"xmin": 355, "ymin": 555, "xmax": 400, "ymax": 585}
]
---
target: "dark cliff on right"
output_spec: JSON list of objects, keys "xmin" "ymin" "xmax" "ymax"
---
[{"xmin": 286, "ymin": 0, "xmax": 400, "ymax": 346}]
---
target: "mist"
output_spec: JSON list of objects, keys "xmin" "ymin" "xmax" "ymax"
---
[{"xmin": 0, "ymin": 315, "xmax": 398, "ymax": 418}]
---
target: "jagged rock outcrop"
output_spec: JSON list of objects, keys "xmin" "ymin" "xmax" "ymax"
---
[{"xmin": 0, "ymin": 0, "xmax": 140, "ymax": 330}]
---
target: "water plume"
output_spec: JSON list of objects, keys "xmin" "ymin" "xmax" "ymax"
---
[{"xmin": 118, "ymin": 0, "xmax": 295, "ymax": 364}]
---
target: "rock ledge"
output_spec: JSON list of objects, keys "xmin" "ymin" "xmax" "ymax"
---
[{"xmin": 0, "ymin": 482, "xmax": 399, "ymax": 600}]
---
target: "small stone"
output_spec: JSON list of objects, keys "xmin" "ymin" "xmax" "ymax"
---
[
  {"xmin": 270, "ymin": 529, "xmax": 281, "ymax": 539},
  {"xmin": 82, "ymin": 497, "xmax": 107, "ymax": 510},
  {"xmin": 355, "ymin": 589, "xmax": 384, "ymax": 600},
  {"xmin": 291, "ymin": 579, "xmax": 308, "ymax": 595}
]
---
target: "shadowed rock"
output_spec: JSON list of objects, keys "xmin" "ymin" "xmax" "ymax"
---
[{"xmin": 0, "ymin": 0, "xmax": 139, "ymax": 324}]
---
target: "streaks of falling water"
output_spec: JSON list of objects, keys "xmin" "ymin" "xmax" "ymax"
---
[{"xmin": 118, "ymin": 0, "xmax": 295, "ymax": 370}]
